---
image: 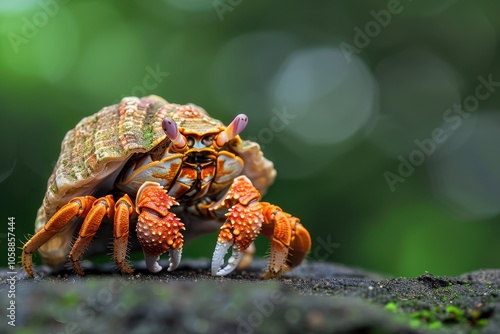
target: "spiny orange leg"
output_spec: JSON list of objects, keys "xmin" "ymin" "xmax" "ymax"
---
[
  {"xmin": 135, "ymin": 181, "xmax": 184, "ymax": 273},
  {"xmin": 22, "ymin": 196, "xmax": 96, "ymax": 277},
  {"xmin": 211, "ymin": 175, "xmax": 264, "ymax": 276},
  {"xmin": 260, "ymin": 203, "xmax": 311, "ymax": 279},
  {"xmin": 68, "ymin": 195, "xmax": 115, "ymax": 275},
  {"xmin": 113, "ymin": 194, "xmax": 134, "ymax": 274}
]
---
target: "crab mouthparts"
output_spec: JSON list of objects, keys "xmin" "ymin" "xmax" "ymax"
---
[{"xmin": 185, "ymin": 150, "xmax": 216, "ymax": 163}]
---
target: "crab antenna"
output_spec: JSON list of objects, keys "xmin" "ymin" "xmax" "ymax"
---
[
  {"xmin": 162, "ymin": 118, "xmax": 187, "ymax": 151},
  {"xmin": 215, "ymin": 114, "xmax": 248, "ymax": 148}
]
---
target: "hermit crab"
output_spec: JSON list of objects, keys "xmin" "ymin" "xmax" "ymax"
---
[{"xmin": 22, "ymin": 95, "xmax": 311, "ymax": 278}]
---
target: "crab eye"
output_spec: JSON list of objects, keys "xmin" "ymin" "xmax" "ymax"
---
[
  {"xmin": 162, "ymin": 117, "xmax": 188, "ymax": 152},
  {"xmin": 215, "ymin": 114, "xmax": 248, "ymax": 148},
  {"xmin": 186, "ymin": 136, "xmax": 195, "ymax": 147},
  {"xmin": 162, "ymin": 118, "xmax": 181, "ymax": 141},
  {"xmin": 202, "ymin": 135, "xmax": 213, "ymax": 146}
]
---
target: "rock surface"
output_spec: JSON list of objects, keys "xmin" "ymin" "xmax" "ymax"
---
[{"xmin": 1, "ymin": 260, "xmax": 500, "ymax": 333}]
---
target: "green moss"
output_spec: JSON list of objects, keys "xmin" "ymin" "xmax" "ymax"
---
[
  {"xmin": 409, "ymin": 319, "xmax": 421, "ymax": 329},
  {"xmin": 428, "ymin": 321, "xmax": 442, "ymax": 329},
  {"xmin": 446, "ymin": 305, "xmax": 464, "ymax": 322},
  {"xmin": 60, "ymin": 291, "xmax": 80, "ymax": 308},
  {"xmin": 49, "ymin": 183, "xmax": 58, "ymax": 194},
  {"xmin": 411, "ymin": 308, "xmax": 439, "ymax": 323},
  {"xmin": 385, "ymin": 302, "xmax": 398, "ymax": 312},
  {"xmin": 383, "ymin": 301, "xmax": 487, "ymax": 332},
  {"xmin": 477, "ymin": 319, "xmax": 488, "ymax": 327},
  {"xmin": 142, "ymin": 123, "xmax": 155, "ymax": 148}
]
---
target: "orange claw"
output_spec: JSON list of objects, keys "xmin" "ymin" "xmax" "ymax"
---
[
  {"xmin": 210, "ymin": 175, "xmax": 311, "ymax": 278},
  {"xmin": 260, "ymin": 203, "xmax": 311, "ymax": 279},
  {"xmin": 212, "ymin": 175, "xmax": 264, "ymax": 276},
  {"xmin": 135, "ymin": 181, "xmax": 184, "ymax": 273},
  {"xmin": 287, "ymin": 221, "xmax": 312, "ymax": 269}
]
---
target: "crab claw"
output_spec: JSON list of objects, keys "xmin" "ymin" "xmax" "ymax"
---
[
  {"xmin": 167, "ymin": 248, "xmax": 182, "ymax": 271},
  {"xmin": 162, "ymin": 117, "xmax": 188, "ymax": 151},
  {"xmin": 136, "ymin": 181, "xmax": 185, "ymax": 274},
  {"xmin": 209, "ymin": 176, "xmax": 264, "ymax": 276},
  {"xmin": 144, "ymin": 252, "xmax": 162, "ymax": 273},
  {"xmin": 211, "ymin": 241, "xmax": 244, "ymax": 276},
  {"xmin": 143, "ymin": 248, "xmax": 182, "ymax": 273},
  {"xmin": 215, "ymin": 114, "xmax": 248, "ymax": 148},
  {"xmin": 211, "ymin": 199, "xmax": 263, "ymax": 277}
]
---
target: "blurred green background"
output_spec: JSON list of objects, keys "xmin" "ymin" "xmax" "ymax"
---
[{"xmin": 1, "ymin": 0, "xmax": 500, "ymax": 277}]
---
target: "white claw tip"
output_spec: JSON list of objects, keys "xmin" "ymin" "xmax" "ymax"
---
[
  {"xmin": 144, "ymin": 252, "xmax": 163, "ymax": 273},
  {"xmin": 211, "ymin": 241, "xmax": 244, "ymax": 276},
  {"xmin": 168, "ymin": 249, "xmax": 182, "ymax": 272}
]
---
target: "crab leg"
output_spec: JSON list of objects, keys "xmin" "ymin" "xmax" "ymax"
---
[
  {"xmin": 113, "ymin": 194, "xmax": 134, "ymax": 274},
  {"xmin": 211, "ymin": 175, "xmax": 264, "ymax": 276},
  {"xmin": 135, "ymin": 181, "xmax": 184, "ymax": 273},
  {"xmin": 22, "ymin": 196, "xmax": 96, "ymax": 277},
  {"xmin": 68, "ymin": 195, "xmax": 115, "ymax": 275},
  {"xmin": 260, "ymin": 203, "xmax": 312, "ymax": 279}
]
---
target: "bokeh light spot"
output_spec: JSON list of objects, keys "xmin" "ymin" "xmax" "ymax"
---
[
  {"xmin": 430, "ymin": 112, "xmax": 500, "ymax": 220},
  {"xmin": 211, "ymin": 31, "xmax": 300, "ymax": 122},
  {"xmin": 272, "ymin": 47, "xmax": 377, "ymax": 145}
]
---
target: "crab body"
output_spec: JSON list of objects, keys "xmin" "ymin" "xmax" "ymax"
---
[{"xmin": 22, "ymin": 95, "xmax": 311, "ymax": 278}]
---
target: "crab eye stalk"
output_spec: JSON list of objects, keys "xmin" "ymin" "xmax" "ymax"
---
[
  {"xmin": 215, "ymin": 114, "xmax": 248, "ymax": 148},
  {"xmin": 162, "ymin": 118, "xmax": 188, "ymax": 152}
]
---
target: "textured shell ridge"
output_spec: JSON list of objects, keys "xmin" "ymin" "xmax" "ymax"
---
[
  {"xmin": 37, "ymin": 95, "xmax": 170, "ymax": 231},
  {"xmin": 161, "ymin": 102, "xmax": 225, "ymax": 135}
]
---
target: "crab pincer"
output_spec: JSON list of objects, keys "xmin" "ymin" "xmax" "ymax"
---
[
  {"xmin": 135, "ymin": 181, "xmax": 185, "ymax": 273},
  {"xmin": 211, "ymin": 175, "xmax": 312, "ymax": 278},
  {"xmin": 211, "ymin": 176, "xmax": 264, "ymax": 276}
]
